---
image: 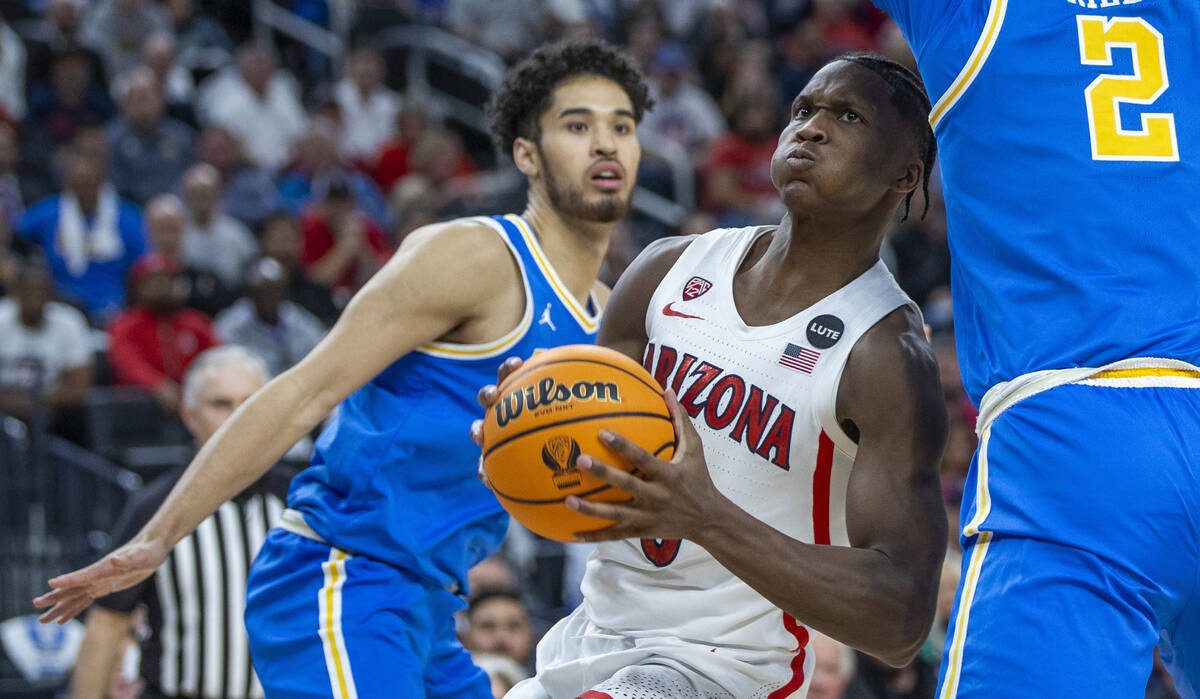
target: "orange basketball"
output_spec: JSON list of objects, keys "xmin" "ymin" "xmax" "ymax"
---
[{"xmin": 481, "ymin": 344, "xmax": 676, "ymax": 542}]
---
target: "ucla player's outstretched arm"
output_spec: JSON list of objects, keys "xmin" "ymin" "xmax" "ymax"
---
[
  {"xmin": 570, "ymin": 288, "xmax": 947, "ymax": 666},
  {"xmin": 35, "ymin": 220, "xmax": 525, "ymax": 623}
]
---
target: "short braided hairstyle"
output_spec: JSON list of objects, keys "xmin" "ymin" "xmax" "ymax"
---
[
  {"xmin": 485, "ymin": 39, "xmax": 653, "ymax": 160},
  {"xmin": 834, "ymin": 52, "xmax": 937, "ymax": 221}
]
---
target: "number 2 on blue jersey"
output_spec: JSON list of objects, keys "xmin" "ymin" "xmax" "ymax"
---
[{"xmin": 1077, "ymin": 15, "xmax": 1179, "ymax": 162}]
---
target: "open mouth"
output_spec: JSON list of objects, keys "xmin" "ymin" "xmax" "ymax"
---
[{"xmin": 588, "ymin": 162, "xmax": 625, "ymax": 191}]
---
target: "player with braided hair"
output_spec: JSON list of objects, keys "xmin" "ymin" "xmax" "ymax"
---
[{"xmin": 480, "ymin": 52, "xmax": 949, "ymax": 699}]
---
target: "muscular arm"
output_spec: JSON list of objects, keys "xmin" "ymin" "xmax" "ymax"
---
[
  {"xmin": 36, "ymin": 220, "xmax": 522, "ymax": 621},
  {"xmin": 693, "ymin": 308, "xmax": 948, "ymax": 665},
  {"xmin": 584, "ymin": 297, "xmax": 948, "ymax": 665}
]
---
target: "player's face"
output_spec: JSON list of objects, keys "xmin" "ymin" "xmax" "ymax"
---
[
  {"xmin": 182, "ymin": 363, "xmax": 266, "ymax": 446},
  {"xmin": 771, "ymin": 61, "xmax": 918, "ymax": 215},
  {"xmin": 532, "ymin": 75, "xmax": 640, "ymax": 223}
]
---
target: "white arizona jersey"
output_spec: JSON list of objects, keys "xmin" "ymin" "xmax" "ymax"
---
[{"xmin": 580, "ymin": 226, "xmax": 914, "ymax": 693}]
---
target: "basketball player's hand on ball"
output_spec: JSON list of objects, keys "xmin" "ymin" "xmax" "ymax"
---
[
  {"xmin": 565, "ymin": 389, "xmax": 721, "ymax": 542},
  {"xmin": 33, "ymin": 536, "xmax": 170, "ymax": 623},
  {"xmin": 471, "ymin": 356, "xmax": 525, "ymax": 488}
]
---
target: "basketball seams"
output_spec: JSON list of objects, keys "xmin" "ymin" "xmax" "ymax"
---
[
  {"xmin": 481, "ymin": 411, "xmax": 672, "ymax": 460},
  {"xmin": 500, "ymin": 356, "xmax": 666, "ymax": 399}
]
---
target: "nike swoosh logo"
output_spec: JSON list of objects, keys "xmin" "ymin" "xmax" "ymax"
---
[{"xmin": 662, "ymin": 302, "xmax": 704, "ymax": 320}]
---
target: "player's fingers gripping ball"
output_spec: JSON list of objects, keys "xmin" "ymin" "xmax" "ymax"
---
[{"xmin": 481, "ymin": 345, "xmax": 676, "ymax": 542}]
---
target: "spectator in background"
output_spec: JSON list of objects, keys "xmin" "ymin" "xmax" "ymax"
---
[
  {"xmin": 372, "ymin": 102, "xmax": 477, "ymax": 196},
  {"xmin": 890, "ymin": 187, "xmax": 949, "ymax": 308},
  {"xmin": 809, "ymin": 632, "xmax": 867, "ymax": 699},
  {"xmin": 444, "ymin": 0, "xmax": 546, "ymax": 60},
  {"xmin": 0, "ymin": 259, "xmax": 93, "ymax": 431},
  {"xmin": 107, "ymin": 67, "xmax": 194, "ymax": 205},
  {"xmin": 107, "ymin": 252, "xmax": 218, "ymax": 413},
  {"xmin": 461, "ymin": 588, "xmax": 535, "ymax": 674},
  {"xmin": 0, "ymin": 16, "xmax": 26, "ymax": 121},
  {"xmin": 17, "ymin": 134, "xmax": 146, "ymax": 324},
  {"xmin": 198, "ymin": 43, "xmax": 306, "ymax": 173},
  {"xmin": 0, "ymin": 122, "xmax": 26, "ymax": 233},
  {"xmin": 144, "ymin": 193, "xmax": 235, "ymax": 317},
  {"xmin": 277, "ymin": 118, "xmax": 391, "ymax": 228},
  {"xmin": 79, "ymin": 0, "xmax": 170, "ymax": 81},
  {"xmin": 334, "ymin": 46, "xmax": 400, "ymax": 165},
  {"xmin": 23, "ymin": 0, "xmax": 107, "ymax": 92},
  {"xmin": 639, "ymin": 41, "xmax": 725, "ymax": 163},
  {"xmin": 214, "ymin": 257, "xmax": 325, "ymax": 376},
  {"xmin": 777, "ymin": 21, "xmax": 828, "ymax": 108},
  {"xmin": 700, "ymin": 88, "xmax": 781, "ymax": 226},
  {"xmin": 299, "ymin": 179, "xmax": 389, "ymax": 304},
  {"xmin": 257, "ymin": 210, "xmax": 338, "ymax": 324},
  {"xmin": 180, "ymin": 163, "xmax": 257, "ymax": 289},
  {"xmin": 195, "ymin": 124, "xmax": 280, "ymax": 228},
  {"xmin": 70, "ymin": 346, "xmax": 292, "ymax": 699},
  {"xmin": 25, "ymin": 46, "xmax": 116, "ymax": 149},
  {"xmin": 165, "ymin": 0, "xmax": 234, "ymax": 77},
  {"xmin": 139, "ymin": 33, "xmax": 198, "ymax": 126}
]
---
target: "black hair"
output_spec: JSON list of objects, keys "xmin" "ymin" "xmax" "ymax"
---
[
  {"xmin": 833, "ymin": 52, "xmax": 937, "ymax": 221},
  {"xmin": 467, "ymin": 587, "xmax": 526, "ymax": 616},
  {"xmin": 255, "ymin": 210, "xmax": 297, "ymax": 239},
  {"xmin": 485, "ymin": 38, "xmax": 653, "ymax": 160}
]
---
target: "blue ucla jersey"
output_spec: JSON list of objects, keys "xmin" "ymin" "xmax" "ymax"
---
[
  {"xmin": 872, "ymin": 0, "xmax": 1200, "ymax": 404},
  {"xmin": 286, "ymin": 214, "xmax": 600, "ymax": 589}
]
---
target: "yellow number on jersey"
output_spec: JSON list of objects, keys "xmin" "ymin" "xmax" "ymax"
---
[{"xmin": 1077, "ymin": 15, "xmax": 1178, "ymax": 162}]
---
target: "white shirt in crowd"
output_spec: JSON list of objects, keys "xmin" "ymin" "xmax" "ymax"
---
[
  {"xmin": 198, "ymin": 68, "xmax": 307, "ymax": 173},
  {"xmin": 334, "ymin": 79, "xmax": 400, "ymax": 162},
  {"xmin": 181, "ymin": 213, "xmax": 259, "ymax": 289},
  {"xmin": 0, "ymin": 299, "xmax": 92, "ymax": 391}
]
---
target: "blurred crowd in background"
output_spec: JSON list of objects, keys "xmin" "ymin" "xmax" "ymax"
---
[{"xmin": 0, "ymin": 0, "xmax": 1181, "ymax": 697}]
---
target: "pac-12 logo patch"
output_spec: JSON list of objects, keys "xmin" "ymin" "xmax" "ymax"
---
[
  {"xmin": 683, "ymin": 276, "xmax": 712, "ymax": 300},
  {"xmin": 806, "ymin": 314, "xmax": 844, "ymax": 349}
]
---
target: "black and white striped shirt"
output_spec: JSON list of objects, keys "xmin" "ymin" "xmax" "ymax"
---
[{"xmin": 96, "ymin": 465, "xmax": 295, "ymax": 699}]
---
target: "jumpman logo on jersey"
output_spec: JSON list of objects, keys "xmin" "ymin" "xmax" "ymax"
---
[{"xmin": 539, "ymin": 303, "xmax": 557, "ymax": 332}]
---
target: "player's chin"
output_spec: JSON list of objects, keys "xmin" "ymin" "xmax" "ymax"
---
[{"xmin": 777, "ymin": 180, "xmax": 815, "ymax": 209}]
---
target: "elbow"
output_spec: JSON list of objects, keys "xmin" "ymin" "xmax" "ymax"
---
[{"xmin": 874, "ymin": 598, "xmax": 937, "ymax": 668}]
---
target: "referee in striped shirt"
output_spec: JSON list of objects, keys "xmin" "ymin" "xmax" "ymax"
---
[{"xmin": 70, "ymin": 347, "xmax": 296, "ymax": 699}]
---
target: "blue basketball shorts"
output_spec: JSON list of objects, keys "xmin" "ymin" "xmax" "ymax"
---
[
  {"xmin": 937, "ymin": 366, "xmax": 1200, "ymax": 698},
  {"xmin": 244, "ymin": 528, "xmax": 491, "ymax": 699}
]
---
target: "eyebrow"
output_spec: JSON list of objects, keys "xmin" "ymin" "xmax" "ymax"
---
[{"xmin": 557, "ymin": 107, "xmax": 636, "ymax": 120}]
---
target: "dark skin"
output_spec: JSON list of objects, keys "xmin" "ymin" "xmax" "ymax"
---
[{"xmin": 475, "ymin": 61, "xmax": 947, "ymax": 667}]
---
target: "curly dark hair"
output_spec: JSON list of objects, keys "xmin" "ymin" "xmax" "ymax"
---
[{"xmin": 486, "ymin": 39, "xmax": 653, "ymax": 160}]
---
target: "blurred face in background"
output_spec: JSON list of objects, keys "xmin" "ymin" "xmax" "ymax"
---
[
  {"xmin": 16, "ymin": 267, "xmax": 52, "ymax": 327},
  {"xmin": 122, "ymin": 72, "xmax": 165, "ymax": 131},
  {"xmin": 349, "ymin": 49, "xmax": 385, "ymax": 94},
  {"xmin": 146, "ymin": 197, "xmax": 185, "ymax": 260},
  {"xmin": 181, "ymin": 359, "xmax": 266, "ymax": 445},
  {"xmin": 463, "ymin": 596, "xmax": 533, "ymax": 666},
  {"xmin": 260, "ymin": 216, "xmax": 302, "ymax": 268},
  {"xmin": 182, "ymin": 165, "xmax": 222, "ymax": 223},
  {"xmin": 239, "ymin": 48, "xmax": 275, "ymax": 95}
]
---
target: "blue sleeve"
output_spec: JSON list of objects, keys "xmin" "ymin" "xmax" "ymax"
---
[
  {"xmin": 120, "ymin": 203, "xmax": 148, "ymax": 262},
  {"xmin": 16, "ymin": 198, "xmax": 57, "ymax": 247},
  {"xmin": 870, "ymin": 0, "xmax": 964, "ymax": 55}
]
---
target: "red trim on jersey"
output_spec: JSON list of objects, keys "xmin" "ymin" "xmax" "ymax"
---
[
  {"xmin": 768, "ymin": 613, "xmax": 810, "ymax": 698},
  {"xmin": 813, "ymin": 431, "xmax": 834, "ymax": 546},
  {"xmin": 577, "ymin": 692, "xmax": 614, "ymax": 699}
]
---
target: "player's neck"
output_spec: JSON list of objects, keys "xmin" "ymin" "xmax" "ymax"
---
[
  {"xmin": 521, "ymin": 200, "xmax": 612, "ymax": 306},
  {"xmin": 743, "ymin": 212, "xmax": 886, "ymax": 304}
]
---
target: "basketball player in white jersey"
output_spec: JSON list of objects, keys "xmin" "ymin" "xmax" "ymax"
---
[{"xmin": 474, "ymin": 53, "xmax": 948, "ymax": 699}]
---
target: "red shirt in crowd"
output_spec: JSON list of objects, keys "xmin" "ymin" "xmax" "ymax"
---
[
  {"xmin": 700, "ymin": 133, "xmax": 778, "ymax": 213},
  {"xmin": 300, "ymin": 212, "xmax": 391, "ymax": 294},
  {"xmin": 108, "ymin": 307, "xmax": 219, "ymax": 390}
]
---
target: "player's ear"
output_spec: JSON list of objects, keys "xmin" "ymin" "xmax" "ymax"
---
[
  {"xmin": 513, "ymin": 137, "xmax": 540, "ymax": 178},
  {"xmin": 893, "ymin": 159, "xmax": 922, "ymax": 195}
]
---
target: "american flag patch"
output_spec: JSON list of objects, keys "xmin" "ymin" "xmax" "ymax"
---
[{"xmin": 779, "ymin": 343, "xmax": 820, "ymax": 374}]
